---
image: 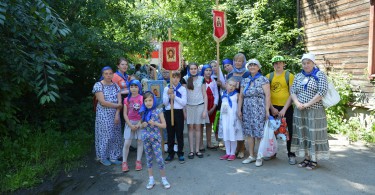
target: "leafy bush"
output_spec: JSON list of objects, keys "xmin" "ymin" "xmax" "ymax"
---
[{"xmin": 325, "ymin": 72, "xmax": 375, "ymax": 143}]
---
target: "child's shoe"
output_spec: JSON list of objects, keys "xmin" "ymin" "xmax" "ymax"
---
[
  {"xmin": 227, "ymin": 155, "xmax": 236, "ymax": 161},
  {"xmin": 220, "ymin": 154, "xmax": 230, "ymax": 160},
  {"xmin": 146, "ymin": 179, "xmax": 155, "ymax": 190},
  {"xmin": 165, "ymin": 155, "xmax": 174, "ymax": 163},
  {"xmin": 161, "ymin": 179, "xmax": 171, "ymax": 189},
  {"xmin": 135, "ymin": 160, "xmax": 142, "ymax": 171},
  {"xmin": 237, "ymin": 151, "xmax": 245, "ymax": 159},
  {"xmin": 122, "ymin": 162, "xmax": 129, "ymax": 172},
  {"xmin": 178, "ymin": 155, "xmax": 185, "ymax": 164}
]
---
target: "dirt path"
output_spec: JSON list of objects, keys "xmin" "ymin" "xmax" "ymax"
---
[{"xmin": 17, "ymin": 132, "xmax": 375, "ymax": 195}]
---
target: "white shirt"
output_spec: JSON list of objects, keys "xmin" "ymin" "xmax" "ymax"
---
[{"xmin": 162, "ymin": 84, "xmax": 187, "ymax": 110}]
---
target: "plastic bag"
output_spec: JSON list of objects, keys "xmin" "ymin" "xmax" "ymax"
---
[
  {"xmin": 322, "ymin": 82, "xmax": 340, "ymax": 108},
  {"xmin": 213, "ymin": 111, "xmax": 220, "ymax": 133},
  {"xmin": 258, "ymin": 120, "xmax": 278, "ymax": 158}
]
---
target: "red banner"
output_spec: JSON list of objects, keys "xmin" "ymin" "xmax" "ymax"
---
[
  {"xmin": 212, "ymin": 10, "xmax": 227, "ymax": 42},
  {"xmin": 160, "ymin": 41, "xmax": 181, "ymax": 71}
]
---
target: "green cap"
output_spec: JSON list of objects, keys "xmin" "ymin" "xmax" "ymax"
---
[{"xmin": 271, "ymin": 55, "xmax": 285, "ymax": 63}]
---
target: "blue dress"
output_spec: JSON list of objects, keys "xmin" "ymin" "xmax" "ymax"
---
[
  {"xmin": 241, "ymin": 76, "xmax": 269, "ymax": 138},
  {"xmin": 92, "ymin": 82, "xmax": 122, "ymax": 161}
]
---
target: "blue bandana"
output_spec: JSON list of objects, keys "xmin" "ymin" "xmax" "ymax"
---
[
  {"xmin": 221, "ymin": 90, "xmax": 238, "ymax": 108},
  {"xmin": 244, "ymin": 72, "xmax": 262, "ymax": 94},
  {"xmin": 200, "ymin": 64, "xmax": 212, "ymax": 76},
  {"xmin": 139, "ymin": 91, "xmax": 158, "ymax": 122},
  {"xmin": 222, "ymin": 59, "xmax": 233, "ymax": 69},
  {"xmin": 116, "ymin": 70, "xmax": 129, "ymax": 86},
  {"xmin": 301, "ymin": 67, "xmax": 320, "ymax": 90},
  {"xmin": 99, "ymin": 66, "xmax": 113, "ymax": 81},
  {"xmin": 127, "ymin": 80, "xmax": 142, "ymax": 102},
  {"xmin": 168, "ymin": 83, "xmax": 182, "ymax": 98}
]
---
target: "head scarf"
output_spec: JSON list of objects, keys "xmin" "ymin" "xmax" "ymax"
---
[
  {"xmin": 127, "ymin": 79, "xmax": 142, "ymax": 101},
  {"xmin": 99, "ymin": 66, "xmax": 113, "ymax": 81},
  {"xmin": 301, "ymin": 66, "xmax": 320, "ymax": 90},
  {"xmin": 222, "ymin": 59, "xmax": 233, "ymax": 69},
  {"xmin": 138, "ymin": 91, "xmax": 158, "ymax": 122},
  {"xmin": 232, "ymin": 55, "xmax": 247, "ymax": 74},
  {"xmin": 200, "ymin": 64, "xmax": 213, "ymax": 77}
]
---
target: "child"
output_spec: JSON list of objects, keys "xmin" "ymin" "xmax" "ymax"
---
[
  {"xmin": 182, "ymin": 63, "xmax": 208, "ymax": 159},
  {"xmin": 200, "ymin": 64, "xmax": 219, "ymax": 150},
  {"xmin": 122, "ymin": 80, "xmax": 143, "ymax": 172},
  {"xmin": 139, "ymin": 92, "xmax": 170, "ymax": 189},
  {"xmin": 218, "ymin": 79, "xmax": 244, "ymax": 160},
  {"xmin": 163, "ymin": 71, "xmax": 187, "ymax": 163}
]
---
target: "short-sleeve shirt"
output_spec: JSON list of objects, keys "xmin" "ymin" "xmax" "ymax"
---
[
  {"xmin": 182, "ymin": 75, "xmax": 205, "ymax": 105},
  {"xmin": 141, "ymin": 108, "xmax": 163, "ymax": 141},
  {"xmin": 124, "ymin": 94, "xmax": 143, "ymax": 121},
  {"xmin": 266, "ymin": 70, "xmax": 295, "ymax": 106},
  {"xmin": 291, "ymin": 71, "xmax": 328, "ymax": 109}
]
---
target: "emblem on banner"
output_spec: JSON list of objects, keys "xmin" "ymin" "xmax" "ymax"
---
[
  {"xmin": 160, "ymin": 41, "xmax": 181, "ymax": 71},
  {"xmin": 212, "ymin": 10, "xmax": 227, "ymax": 42}
]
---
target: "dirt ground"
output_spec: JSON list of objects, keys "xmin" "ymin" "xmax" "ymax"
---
[{"xmin": 15, "ymin": 129, "xmax": 375, "ymax": 195}]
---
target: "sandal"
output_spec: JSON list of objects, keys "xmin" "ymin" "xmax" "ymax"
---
[
  {"xmin": 306, "ymin": 161, "xmax": 318, "ymax": 170},
  {"xmin": 188, "ymin": 152, "xmax": 195, "ymax": 159},
  {"xmin": 195, "ymin": 152, "xmax": 204, "ymax": 158},
  {"xmin": 207, "ymin": 145, "xmax": 218, "ymax": 151},
  {"xmin": 298, "ymin": 159, "xmax": 310, "ymax": 168}
]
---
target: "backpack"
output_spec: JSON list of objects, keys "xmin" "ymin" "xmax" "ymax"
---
[
  {"xmin": 269, "ymin": 70, "xmax": 290, "ymax": 91},
  {"xmin": 93, "ymin": 82, "xmax": 104, "ymax": 112}
]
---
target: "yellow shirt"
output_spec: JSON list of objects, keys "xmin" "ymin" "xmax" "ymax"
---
[{"xmin": 266, "ymin": 70, "xmax": 294, "ymax": 106}]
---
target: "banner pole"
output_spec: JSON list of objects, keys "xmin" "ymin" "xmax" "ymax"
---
[{"xmin": 168, "ymin": 28, "xmax": 175, "ymax": 127}]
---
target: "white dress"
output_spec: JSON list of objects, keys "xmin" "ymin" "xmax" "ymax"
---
[{"xmin": 218, "ymin": 94, "xmax": 244, "ymax": 141}]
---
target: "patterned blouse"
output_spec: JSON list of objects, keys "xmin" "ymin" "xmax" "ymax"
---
[
  {"xmin": 141, "ymin": 108, "xmax": 163, "ymax": 141},
  {"xmin": 291, "ymin": 71, "xmax": 328, "ymax": 109}
]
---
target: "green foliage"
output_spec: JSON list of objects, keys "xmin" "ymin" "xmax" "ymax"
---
[
  {"xmin": 325, "ymin": 72, "xmax": 375, "ymax": 143},
  {"xmin": 0, "ymin": 125, "xmax": 92, "ymax": 192}
]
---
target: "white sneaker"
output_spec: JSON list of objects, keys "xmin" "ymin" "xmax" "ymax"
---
[
  {"xmin": 288, "ymin": 156, "xmax": 297, "ymax": 165},
  {"xmin": 255, "ymin": 158, "xmax": 263, "ymax": 167},
  {"xmin": 146, "ymin": 179, "xmax": 155, "ymax": 190},
  {"xmin": 162, "ymin": 179, "xmax": 171, "ymax": 189},
  {"xmin": 242, "ymin": 156, "xmax": 256, "ymax": 164}
]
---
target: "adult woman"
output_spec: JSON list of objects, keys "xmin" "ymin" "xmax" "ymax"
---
[
  {"xmin": 222, "ymin": 58, "xmax": 234, "ymax": 78},
  {"xmin": 290, "ymin": 53, "xmax": 329, "ymax": 170},
  {"xmin": 93, "ymin": 66, "xmax": 123, "ymax": 166},
  {"xmin": 238, "ymin": 59, "xmax": 270, "ymax": 167},
  {"xmin": 226, "ymin": 53, "xmax": 250, "ymax": 159}
]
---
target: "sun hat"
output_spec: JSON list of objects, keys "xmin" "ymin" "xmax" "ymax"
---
[
  {"xmin": 271, "ymin": 55, "xmax": 285, "ymax": 63},
  {"xmin": 246, "ymin": 59, "xmax": 262, "ymax": 69}
]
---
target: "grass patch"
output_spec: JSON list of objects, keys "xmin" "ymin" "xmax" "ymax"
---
[{"xmin": 0, "ymin": 124, "xmax": 93, "ymax": 192}]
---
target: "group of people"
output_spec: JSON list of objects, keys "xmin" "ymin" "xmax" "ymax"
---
[{"xmin": 92, "ymin": 52, "xmax": 330, "ymax": 190}]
